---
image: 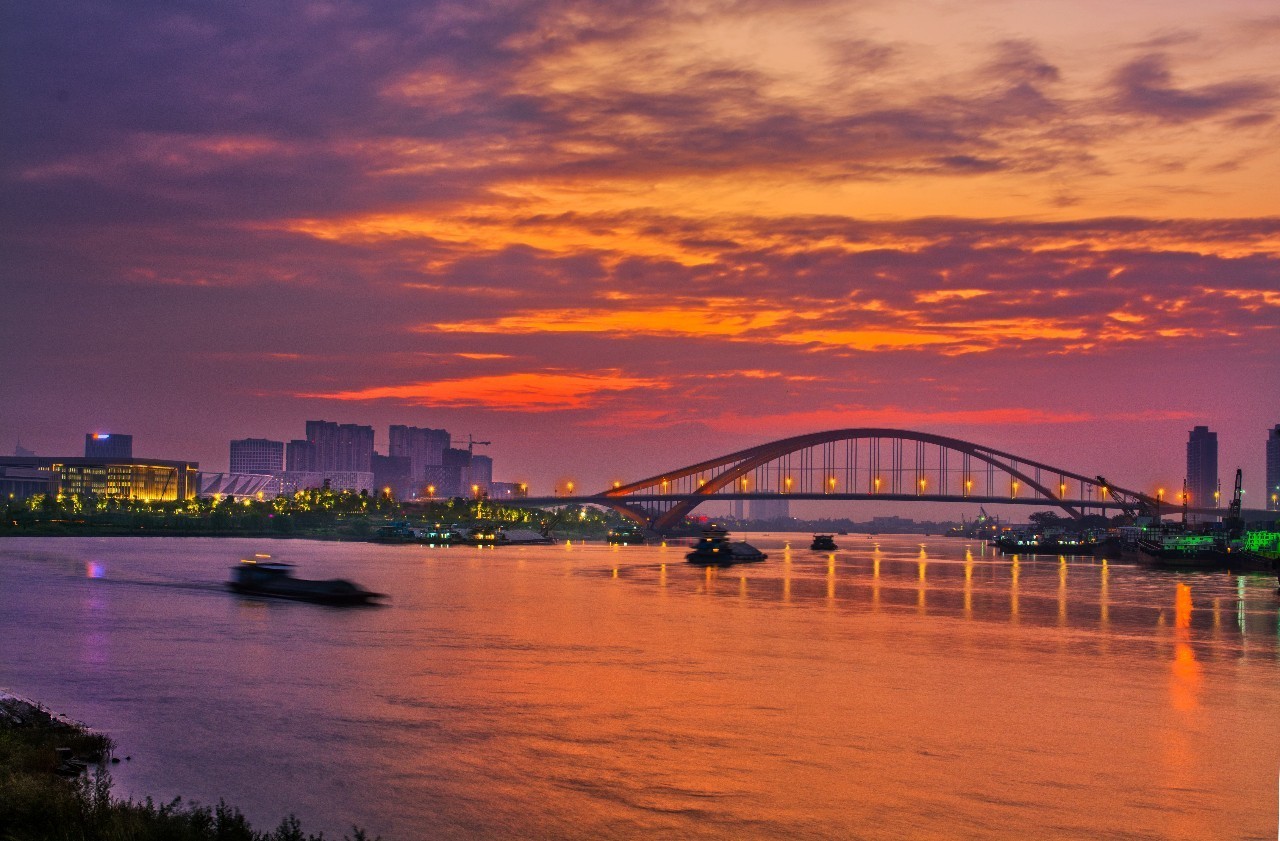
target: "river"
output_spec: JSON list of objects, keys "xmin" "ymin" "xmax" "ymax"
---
[{"xmin": 0, "ymin": 534, "xmax": 1276, "ymax": 839}]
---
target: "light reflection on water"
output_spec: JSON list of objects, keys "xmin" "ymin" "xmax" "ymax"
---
[{"xmin": 0, "ymin": 534, "xmax": 1277, "ymax": 840}]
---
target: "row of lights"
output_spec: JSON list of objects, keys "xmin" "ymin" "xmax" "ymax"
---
[{"xmin": 492, "ymin": 478, "xmax": 1280, "ymax": 509}]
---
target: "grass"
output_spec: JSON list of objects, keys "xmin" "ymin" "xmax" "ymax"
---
[{"xmin": 0, "ymin": 698, "xmax": 376, "ymax": 841}]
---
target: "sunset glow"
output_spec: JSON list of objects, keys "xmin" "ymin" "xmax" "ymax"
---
[{"xmin": 1, "ymin": 0, "xmax": 1276, "ymax": 492}]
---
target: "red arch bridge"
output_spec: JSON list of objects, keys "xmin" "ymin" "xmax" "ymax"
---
[{"xmin": 509, "ymin": 428, "xmax": 1230, "ymax": 531}]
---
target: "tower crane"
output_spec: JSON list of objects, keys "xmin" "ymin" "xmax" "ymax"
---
[{"xmin": 452, "ymin": 434, "xmax": 491, "ymax": 456}]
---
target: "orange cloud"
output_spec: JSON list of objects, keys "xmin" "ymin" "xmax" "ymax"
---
[
  {"xmin": 425, "ymin": 304, "xmax": 790, "ymax": 337},
  {"xmin": 298, "ymin": 371, "xmax": 664, "ymax": 411},
  {"xmin": 702, "ymin": 406, "xmax": 1196, "ymax": 435}
]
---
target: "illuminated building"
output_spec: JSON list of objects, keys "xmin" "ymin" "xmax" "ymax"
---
[
  {"xmin": 229, "ymin": 438, "xmax": 284, "ymax": 474},
  {"xmin": 1267, "ymin": 424, "xmax": 1280, "ymax": 510},
  {"xmin": 85, "ymin": 433, "xmax": 132, "ymax": 459},
  {"xmin": 305, "ymin": 421, "xmax": 374, "ymax": 472},
  {"xmin": 56, "ymin": 458, "xmax": 199, "ymax": 501},
  {"xmin": 1185, "ymin": 426, "xmax": 1218, "ymax": 523},
  {"xmin": 198, "ymin": 472, "xmax": 277, "ymax": 500}
]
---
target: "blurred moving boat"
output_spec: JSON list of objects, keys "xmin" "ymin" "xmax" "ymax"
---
[
  {"xmin": 227, "ymin": 554, "xmax": 383, "ymax": 605},
  {"xmin": 686, "ymin": 526, "xmax": 767, "ymax": 565}
]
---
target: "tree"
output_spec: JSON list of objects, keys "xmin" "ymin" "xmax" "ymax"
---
[{"xmin": 1028, "ymin": 510, "xmax": 1064, "ymax": 531}]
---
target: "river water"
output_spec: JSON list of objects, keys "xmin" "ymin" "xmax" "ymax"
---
[{"xmin": 0, "ymin": 534, "xmax": 1276, "ymax": 839}]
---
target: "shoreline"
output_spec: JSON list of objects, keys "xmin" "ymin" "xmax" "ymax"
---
[{"xmin": 0, "ymin": 689, "xmax": 371, "ymax": 841}]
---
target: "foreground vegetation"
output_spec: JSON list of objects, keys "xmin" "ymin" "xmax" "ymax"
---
[
  {"xmin": 1, "ymin": 488, "xmax": 623, "ymax": 540},
  {"xmin": 0, "ymin": 696, "xmax": 371, "ymax": 841}
]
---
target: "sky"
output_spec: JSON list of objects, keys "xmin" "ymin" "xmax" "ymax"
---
[{"xmin": 2, "ymin": 0, "xmax": 1277, "ymax": 509}]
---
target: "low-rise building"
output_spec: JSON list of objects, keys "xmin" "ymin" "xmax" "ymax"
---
[
  {"xmin": 0, "ymin": 455, "xmax": 198, "ymax": 501},
  {"xmin": 57, "ymin": 458, "xmax": 200, "ymax": 501}
]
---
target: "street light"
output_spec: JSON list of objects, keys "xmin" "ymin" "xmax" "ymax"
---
[
  {"xmin": 874, "ymin": 477, "xmax": 881, "ymax": 493},
  {"xmin": 784, "ymin": 476, "xmax": 793, "ymax": 493},
  {"xmin": 426, "ymin": 484, "xmax": 436, "ymax": 497},
  {"xmin": 566, "ymin": 481, "xmax": 575, "ymax": 495}
]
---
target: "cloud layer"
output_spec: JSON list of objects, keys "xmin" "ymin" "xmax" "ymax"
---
[{"xmin": 2, "ymin": 0, "xmax": 1277, "ymax": 494}]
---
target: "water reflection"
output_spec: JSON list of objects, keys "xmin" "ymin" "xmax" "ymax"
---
[
  {"xmin": 2, "ymin": 534, "xmax": 1278, "ymax": 841},
  {"xmin": 1170, "ymin": 583, "xmax": 1201, "ymax": 712},
  {"xmin": 608, "ymin": 535, "xmax": 1280, "ymax": 653}
]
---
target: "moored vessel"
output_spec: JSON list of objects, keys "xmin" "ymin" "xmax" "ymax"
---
[
  {"xmin": 685, "ymin": 526, "xmax": 767, "ymax": 565},
  {"xmin": 607, "ymin": 526, "xmax": 647, "ymax": 545}
]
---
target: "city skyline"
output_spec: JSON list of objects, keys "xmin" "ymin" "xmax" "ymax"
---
[
  {"xmin": 2, "ymin": 1, "xmax": 1277, "ymax": 500},
  {"xmin": 9, "ymin": 418, "xmax": 1280, "ymax": 509}
]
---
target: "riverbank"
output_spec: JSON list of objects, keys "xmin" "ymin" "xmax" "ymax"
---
[
  {"xmin": 0, "ymin": 692, "xmax": 371, "ymax": 841},
  {"xmin": 2, "ymin": 491, "xmax": 620, "ymax": 541}
]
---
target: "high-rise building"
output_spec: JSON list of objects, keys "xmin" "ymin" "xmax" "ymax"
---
[
  {"xmin": 229, "ymin": 438, "xmax": 284, "ymax": 474},
  {"xmin": 749, "ymin": 498, "xmax": 790, "ymax": 522},
  {"xmin": 388, "ymin": 425, "xmax": 450, "ymax": 482},
  {"xmin": 470, "ymin": 455, "xmax": 493, "ymax": 495},
  {"xmin": 285, "ymin": 439, "xmax": 318, "ymax": 472},
  {"xmin": 1186, "ymin": 425, "xmax": 1218, "ymax": 520},
  {"xmin": 85, "ymin": 433, "xmax": 132, "ymax": 459},
  {"xmin": 1267, "ymin": 424, "xmax": 1280, "ymax": 510},
  {"xmin": 305, "ymin": 421, "xmax": 374, "ymax": 472},
  {"xmin": 371, "ymin": 454, "xmax": 413, "ymax": 499}
]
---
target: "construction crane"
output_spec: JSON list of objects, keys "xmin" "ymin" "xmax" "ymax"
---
[
  {"xmin": 452, "ymin": 434, "xmax": 491, "ymax": 456},
  {"xmin": 1225, "ymin": 468, "xmax": 1244, "ymax": 535}
]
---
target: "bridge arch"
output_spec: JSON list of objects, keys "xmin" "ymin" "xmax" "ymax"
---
[{"xmin": 595, "ymin": 428, "xmax": 1153, "ymax": 531}]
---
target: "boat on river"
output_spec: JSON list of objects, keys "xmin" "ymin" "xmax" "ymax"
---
[
  {"xmin": 810, "ymin": 534, "xmax": 838, "ymax": 551},
  {"xmin": 996, "ymin": 531, "xmax": 1102, "ymax": 557},
  {"xmin": 606, "ymin": 527, "xmax": 647, "ymax": 545},
  {"xmin": 685, "ymin": 526, "xmax": 767, "ymax": 565},
  {"xmin": 227, "ymin": 555, "xmax": 383, "ymax": 605},
  {"xmin": 462, "ymin": 526, "xmax": 554, "ymax": 546}
]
